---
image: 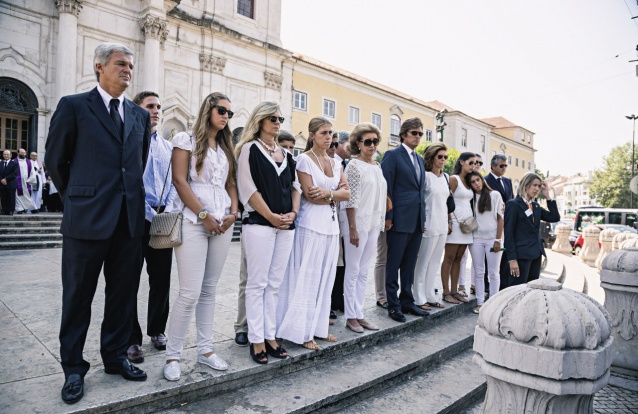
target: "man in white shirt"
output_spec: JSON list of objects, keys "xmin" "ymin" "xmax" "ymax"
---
[
  {"xmin": 30, "ymin": 152, "xmax": 46, "ymax": 212},
  {"xmin": 127, "ymin": 91, "xmax": 176, "ymax": 362}
]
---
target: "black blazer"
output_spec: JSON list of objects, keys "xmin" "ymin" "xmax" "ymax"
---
[
  {"xmin": 0, "ymin": 160, "xmax": 18, "ymax": 190},
  {"xmin": 45, "ymin": 87, "xmax": 151, "ymax": 240},
  {"xmin": 504, "ymin": 197, "xmax": 560, "ymax": 261},
  {"xmin": 381, "ymin": 145, "xmax": 426, "ymax": 234},
  {"xmin": 485, "ymin": 173, "xmax": 513, "ymax": 203}
]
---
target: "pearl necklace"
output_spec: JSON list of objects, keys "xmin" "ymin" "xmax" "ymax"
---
[{"xmin": 258, "ymin": 138, "xmax": 277, "ymax": 155}]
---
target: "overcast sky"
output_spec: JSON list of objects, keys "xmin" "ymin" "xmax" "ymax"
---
[{"xmin": 280, "ymin": 0, "xmax": 638, "ymax": 177}]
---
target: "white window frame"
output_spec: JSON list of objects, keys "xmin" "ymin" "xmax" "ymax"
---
[
  {"xmin": 323, "ymin": 98, "xmax": 336, "ymax": 119},
  {"xmin": 425, "ymin": 129, "xmax": 433, "ymax": 142},
  {"xmin": 461, "ymin": 128, "xmax": 468, "ymax": 147},
  {"xmin": 293, "ymin": 90, "xmax": 307, "ymax": 111},
  {"xmin": 348, "ymin": 105, "xmax": 360, "ymax": 125},
  {"xmin": 390, "ymin": 115, "xmax": 401, "ymax": 146},
  {"xmin": 371, "ymin": 112, "xmax": 382, "ymax": 130},
  {"xmin": 480, "ymin": 135, "xmax": 486, "ymax": 152}
]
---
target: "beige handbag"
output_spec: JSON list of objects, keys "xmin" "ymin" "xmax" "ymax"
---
[{"xmin": 455, "ymin": 197, "xmax": 477, "ymax": 234}]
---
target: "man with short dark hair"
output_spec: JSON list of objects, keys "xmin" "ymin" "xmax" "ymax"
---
[
  {"xmin": 381, "ymin": 118, "xmax": 430, "ymax": 322},
  {"xmin": 126, "ymin": 91, "xmax": 175, "ymax": 362},
  {"xmin": 0, "ymin": 149, "xmax": 18, "ymax": 215},
  {"xmin": 278, "ymin": 130, "xmax": 296, "ymax": 153},
  {"xmin": 46, "ymin": 42, "xmax": 151, "ymax": 404}
]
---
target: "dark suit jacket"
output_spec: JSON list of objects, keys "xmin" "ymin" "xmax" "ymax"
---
[
  {"xmin": 0, "ymin": 160, "xmax": 18, "ymax": 190},
  {"xmin": 485, "ymin": 173, "xmax": 513, "ymax": 203},
  {"xmin": 381, "ymin": 145, "xmax": 426, "ymax": 234},
  {"xmin": 45, "ymin": 87, "xmax": 150, "ymax": 240},
  {"xmin": 504, "ymin": 197, "xmax": 560, "ymax": 261}
]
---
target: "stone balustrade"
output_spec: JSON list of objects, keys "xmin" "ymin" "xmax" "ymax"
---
[
  {"xmin": 580, "ymin": 226, "xmax": 601, "ymax": 267},
  {"xmin": 596, "ymin": 228, "xmax": 620, "ymax": 270},
  {"xmin": 612, "ymin": 232, "xmax": 638, "ymax": 250},
  {"xmin": 552, "ymin": 224, "xmax": 572, "ymax": 255}
]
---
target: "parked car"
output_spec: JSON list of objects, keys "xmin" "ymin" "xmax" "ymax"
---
[{"xmin": 572, "ymin": 224, "xmax": 637, "ymax": 255}]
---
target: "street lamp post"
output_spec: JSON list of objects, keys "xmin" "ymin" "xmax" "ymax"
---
[{"xmin": 627, "ymin": 114, "xmax": 637, "ymax": 209}]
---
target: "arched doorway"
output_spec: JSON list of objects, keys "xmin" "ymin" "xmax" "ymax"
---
[{"xmin": 0, "ymin": 77, "xmax": 38, "ymax": 155}]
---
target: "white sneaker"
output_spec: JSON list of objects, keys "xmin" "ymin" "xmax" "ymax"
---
[
  {"xmin": 163, "ymin": 361, "xmax": 180, "ymax": 381},
  {"xmin": 197, "ymin": 353, "xmax": 228, "ymax": 371}
]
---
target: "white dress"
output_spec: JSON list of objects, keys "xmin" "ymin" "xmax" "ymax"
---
[
  {"xmin": 276, "ymin": 153, "xmax": 341, "ymax": 344},
  {"xmin": 447, "ymin": 174, "xmax": 474, "ymax": 244}
]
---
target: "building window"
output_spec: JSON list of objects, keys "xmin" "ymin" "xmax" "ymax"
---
[
  {"xmin": 0, "ymin": 114, "xmax": 28, "ymax": 151},
  {"xmin": 522, "ymin": 160, "xmax": 525, "ymax": 169},
  {"xmin": 293, "ymin": 148, "xmax": 303, "ymax": 158},
  {"xmin": 390, "ymin": 115, "xmax": 401, "ymax": 146},
  {"xmin": 528, "ymin": 135, "xmax": 531, "ymax": 144},
  {"xmin": 529, "ymin": 162, "xmax": 532, "ymax": 170},
  {"xmin": 521, "ymin": 132, "xmax": 525, "ymax": 142},
  {"xmin": 508, "ymin": 155, "xmax": 512, "ymax": 165},
  {"xmin": 237, "ymin": 0, "xmax": 254, "ymax": 18},
  {"xmin": 348, "ymin": 106, "xmax": 360, "ymax": 124},
  {"xmin": 371, "ymin": 112, "xmax": 381, "ymax": 129},
  {"xmin": 293, "ymin": 91, "xmax": 307, "ymax": 111},
  {"xmin": 515, "ymin": 157, "xmax": 519, "ymax": 167},
  {"xmin": 425, "ymin": 129, "xmax": 433, "ymax": 142},
  {"xmin": 461, "ymin": 128, "xmax": 467, "ymax": 147},
  {"xmin": 323, "ymin": 99, "xmax": 335, "ymax": 118},
  {"xmin": 480, "ymin": 135, "xmax": 486, "ymax": 152}
]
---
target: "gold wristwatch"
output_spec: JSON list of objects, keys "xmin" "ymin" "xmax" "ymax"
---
[{"xmin": 198, "ymin": 209, "xmax": 208, "ymax": 220}]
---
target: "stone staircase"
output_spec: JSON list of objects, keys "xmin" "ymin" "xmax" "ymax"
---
[{"xmin": 0, "ymin": 213, "xmax": 63, "ymax": 250}]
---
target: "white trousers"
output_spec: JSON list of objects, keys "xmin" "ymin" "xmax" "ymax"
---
[
  {"xmin": 469, "ymin": 238, "xmax": 502, "ymax": 305},
  {"xmin": 343, "ymin": 227, "xmax": 380, "ymax": 319},
  {"xmin": 243, "ymin": 224, "xmax": 295, "ymax": 344},
  {"xmin": 413, "ymin": 234, "xmax": 447, "ymax": 304},
  {"xmin": 166, "ymin": 219, "xmax": 232, "ymax": 360}
]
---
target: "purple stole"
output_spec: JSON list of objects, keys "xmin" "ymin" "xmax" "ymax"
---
[{"xmin": 14, "ymin": 158, "xmax": 32, "ymax": 196}]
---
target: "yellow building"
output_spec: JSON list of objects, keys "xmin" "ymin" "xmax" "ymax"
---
[{"xmin": 290, "ymin": 54, "xmax": 437, "ymax": 155}]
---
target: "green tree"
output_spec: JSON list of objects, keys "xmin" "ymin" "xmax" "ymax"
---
[
  {"xmin": 415, "ymin": 142, "xmax": 459, "ymax": 174},
  {"xmin": 590, "ymin": 142, "xmax": 636, "ymax": 208}
]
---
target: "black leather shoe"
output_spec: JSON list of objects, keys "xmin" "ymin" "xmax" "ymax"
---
[
  {"xmin": 402, "ymin": 304, "xmax": 431, "ymax": 317},
  {"xmin": 388, "ymin": 309, "xmax": 406, "ymax": 323},
  {"xmin": 329, "ymin": 310, "xmax": 338, "ymax": 319},
  {"xmin": 376, "ymin": 301, "xmax": 389, "ymax": 309},
  {"xmin": 61, "ymin": 374, "xmax": 84, "ymax": 404},
  {"xmin": 104, "ymin": 359, "xmax": 147, "ymax": 381},
  {"xmin": 235, "ymin": 332, "xmax": 249, "ymax": 347}
]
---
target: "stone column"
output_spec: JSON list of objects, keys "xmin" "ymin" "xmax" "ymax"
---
[
  {"xmin": 139, "ymin": 14, "xmax": 168, "ymax": 93},
  {"xmin": 579, "ymin": 226, "xmax": 601, "ymax": 267},
  {"xmin": 54, "ymin": 0, "xmax": 83, "ymax": 103},
  {"xmin": 473, "ymin": 279, "xmax": 612, "ymax": 414},
  {"xmin": 551, "ymin": 224, "xmax": 572, "ymax": 255},
  {"xmin": 600, "ymin": 248, "xmax": 638, "ymax": 376},
  {"xmin": 596, "ymin": 228, "xmax": 620, "ymax": 270}
]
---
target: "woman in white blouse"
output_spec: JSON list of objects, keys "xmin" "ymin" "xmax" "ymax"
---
[
  {"xmin": 340, "ymin": 123, "xmax": 386, "ymax": 333},
  {"xmin": 465, "ymin": 171, "xmax": 504, "ymax": 314},
  {"xmin": 276, "ymin": 117, "xmax": 350, "ymax": 351},
  {"xmin": 413, "ymin": 143, "xmax": 450, "ymax": 310},
  {"xmin": 163, "ymin": 92, "xmax": 239, "ymax": 381}
]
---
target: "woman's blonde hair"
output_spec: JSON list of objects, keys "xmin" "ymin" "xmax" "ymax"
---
[
  {"xmin": 304, "ymin": 117, "xmax": 333, "ymax": 151},
  {"xmin": 518, "ymin": 172, "xmax": 542, "ymax": 197},
  {"xmin": 348, "ymin": 123, "xmax": 381, "ymax": 156},
  {"xmin": 191, "ymin": 92, "xmax": 236, "ymax": 185},
  {"xmin": 235, "ymin": 101, "xmax": 281, "ymax": 158},
  {"xmin": 422, "ymin": 143, "xmax": 448, "ymax": 171}
]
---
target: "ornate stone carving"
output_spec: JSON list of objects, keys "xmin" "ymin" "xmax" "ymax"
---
[
  {"xmin": 55, "ymin": 0, "xmax": 83, "ymax": 16},
  {"xmin": 612, "ymin": 232, "xmax": 638, "ymax": 250},
  {"xmin": 264, "ymin": 71, "xmax": 283, "ymax": 90},
  {"xmin": 0, "ymin": 79, "xmax": 38, "ymax": 113},
  {"xmin": 199, "ymin": 54, "xmax": 226, "ymax": 74},
  {"xmin": 139, "ymin": 15, "xmax": 169, "ymax": 45}
]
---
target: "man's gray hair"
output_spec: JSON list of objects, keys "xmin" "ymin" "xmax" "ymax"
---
[
  {"xmin": 491, "ymin": 153, "xmax": 507, "ymax": 167},
  {"xmin": 94, "ymin": 42, "xmax": 134, "ymax": 81},
  {"xmin": 337, "ymin": 130, "xmax": 350, "ymax": 144}
]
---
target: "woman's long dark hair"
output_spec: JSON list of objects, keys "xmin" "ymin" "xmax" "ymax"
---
[
  {"xmin": 452, "ymin": 152, "xmax": 476, "ymax": 176},
  {"xmin": 465, "ymin": 171, "xmax": 493, "ymax": 213}
]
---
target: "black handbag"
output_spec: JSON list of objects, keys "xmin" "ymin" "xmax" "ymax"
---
[{"xmin": 444, "ymin": 173, "xmax": 455, "ymax": 214}]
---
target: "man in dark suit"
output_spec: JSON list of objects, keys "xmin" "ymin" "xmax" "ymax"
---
[
  {"xmin": 45, "ymin": 42, "xmax": 151, "ymax": 404},
  {"xmin": 381, "ymin": 118, "xmax": 430, "ymax": 323},
  {"xmin": 0, "ymin": 149, "xmax": 18, "ymax": 214}
]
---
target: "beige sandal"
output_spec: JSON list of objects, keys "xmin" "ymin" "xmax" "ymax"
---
[
  {"xmin": 314, "ymin": 334, "xmax": 337, "ymax": 342},
  {"xmin": 303, "ymin": 340, "xmax": 321, "ymax": 350}
]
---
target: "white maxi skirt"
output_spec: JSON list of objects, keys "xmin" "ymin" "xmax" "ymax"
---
[{"xmin": 276, "ymin": 226, "xmax": 339, "ymax": 344}]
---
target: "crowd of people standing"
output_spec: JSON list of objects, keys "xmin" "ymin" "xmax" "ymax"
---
[{"xmin": 42, "ymin": 42, "xmax": 560, "ymax": 405}]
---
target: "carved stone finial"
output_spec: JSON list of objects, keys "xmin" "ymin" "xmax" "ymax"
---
[
  {"xmin": 264, "ymin": 71, "xmax": 283, "ymax": 90},
  {"xmin": 55, "ymin": 0, "xmax": 83, "ymax": 16},
  {"xmin": 139, "ymin": 15, "xmax": 169, "ymax": 45},
  {"xmin": 199, "ymin": 54, "xmax": 226, "ymax": 74}
]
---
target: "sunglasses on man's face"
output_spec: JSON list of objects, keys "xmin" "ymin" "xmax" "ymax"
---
[
  {"xmin": 499, "ymin": 164, "xmax": 508, "ymax": 168},
  {"xmin": 409, "ymin": 131, "xmax": 424, "ymax": 137},
  {"xmin": 361, "ymin": 138, "xmax": 380, "ymax": 147},
  {"xmin": 329, "ymin": 142, "xmax": 339, "ymax": 149},
  {"xmin": 437, "ymin": 154, "xmax": 448, "ymax": 160},
  {"xmin": 212, "ymin": 105, "xmax": 234, "ymax": 119},
  {"xmin": 268, "ymin": 116, "xmax": 285, "ymax": 123},
  {"xmin": 475, "ymin": 161, "xmax": 483, "ymax": 166}
]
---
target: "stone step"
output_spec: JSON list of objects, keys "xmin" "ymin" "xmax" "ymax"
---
[
  {"xmin": 158, "ymin": 313, "xmax": 479, "ymax": 414},
  {"xmin": 1, "ymin": 297, "xmax": 477, "ymax": 414},
  {"xmin": 0, "ymin": 220, "xmax": 62, "ymax": 227},
  {"xmin": 0, "ymin": 240, "xmax": 63, "ymax": 250},
  {"xmin": 0, "ymin": 226, "xmax": 60, "ymax": 234},
  {"xmin": 0, "ymin": 213, "xmax": 62, "ymax": 221},
  {"xmin": 0, "ymin": 233, "xmax": 62, "ymax": 242}
]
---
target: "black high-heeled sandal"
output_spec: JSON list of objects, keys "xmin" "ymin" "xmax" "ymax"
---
[
  {"xmin": 265, "ymin": 341, "xmax": 288, "ymax": 359},
  {"xmin": 250, "ymin": 343, "xmax": 268, "ymax": 364}
]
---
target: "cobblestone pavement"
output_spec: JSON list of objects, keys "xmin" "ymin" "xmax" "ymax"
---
[{"xmin": 593, "ymin": 384, "xmax": 638, "ymax": 413}]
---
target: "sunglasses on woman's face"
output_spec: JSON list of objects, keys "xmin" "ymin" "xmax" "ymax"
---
[
  {"xmin": 475, "ymin": 161, "xmax": 484, "ymax": 166},
  {"xmin": 268, "ymin": 116, "xmax": 285, "ymax": 123},
  {"xmin": 329, "ymin": 142, "xmax": 339, "ymax": 149},
  {"xmin": 437, "ymin": 154, "xmax": 448, "ymax": 160},
  {"xmin": 468, "ymin": 161, "xmax": 476, "ymax": 166},
  {"xmin": 409, "ymin": 131, "xmax": 424, "ymax": 137},
  {"xmin": 212, "ymin": 105, "xmax": 234, "ymax": 119},
  {"xmin": 361, "ymin": 138, "xmax": 380, "ymax": 147}
]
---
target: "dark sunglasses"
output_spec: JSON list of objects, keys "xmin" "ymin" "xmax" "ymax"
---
[
  {"xmin": 268, "ymin": 116, "xmax": 285, "ymax": 123},
  {"xmin": 329, "ymin": 142, "xmax": 339, "ymax": 149},
  {"xmin": 361, "ymin": 138, "xmax": 380, "ymax": 147},
  {"xmin": 212, "ymin": 105, "xmax": 234, "ymax": 119},
  {"xmin": 468, "ymin": 161, "xmax": 476, "ymax": 166},
  {"xmin": 499, "ymin": 164, "xmax": 508, "ymax": 168},
  {"xmin": 409, "ymin": 131, "xmax": 424, "ymax": 137},
  {"xmin": 475, "ymin": 161, "xmax": 483, "ymax": 166},
  {"xmin": 437, "ymin": 154, "xmax": 448, "ymax": 160}
]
